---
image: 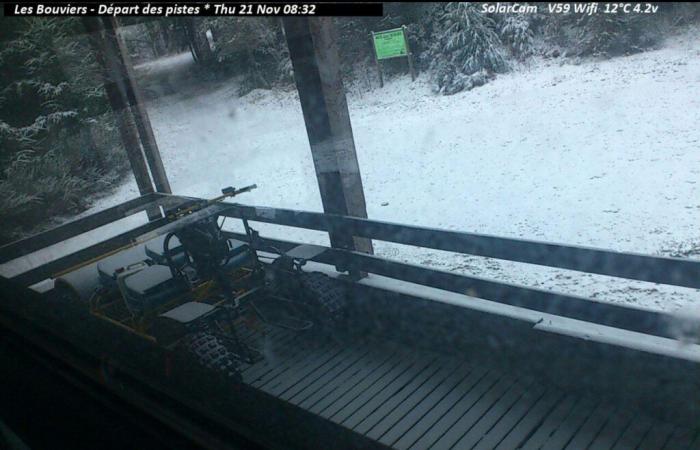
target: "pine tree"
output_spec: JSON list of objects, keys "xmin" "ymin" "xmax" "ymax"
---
[
  {"xmin": 577, "ymin": 12, "xmax": 659, "ymax": 57},
  {"xmin": 196, "ymin": 17, "xmax": 291, "ymax": 94},
  {"xmin": 439, "ymin": 2, "xmax": 508, "ymax": 75},
  {"xmin": 0, "ymin": 17, "xmax": 126, "ymax": 243},
  {"xmin": 541, "ymin": 8, "xmax": 660, "ymax": 58},
  {"xmin": 424, "ymin": 3, "xmax": 507, "ymax": 94},
  {"xmin": 500, "ymin": 15, "xmax": 534, "ymax": 59},
  {"xmin": 576, "ymin": 13, "xmax": 629, "ymax": 56}
]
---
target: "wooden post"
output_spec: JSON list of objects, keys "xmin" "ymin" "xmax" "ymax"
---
[
  {"xmin": 107, "ymin": 17, "xmax": 172, "ymax": 194},
  {"xmin": 370, "ymin": 31, "xmax": 384, "ymax": 88},
  {"xmin": 82, "ymin": 18, "xmax": 160, "ymax": 221},
  {"xmin": 282, "ymin": 17, "xmax": 373, "ymax": 255},
  {"xmin": 402, "ymin": 25, "xmax": 416, "ymax": 82}
]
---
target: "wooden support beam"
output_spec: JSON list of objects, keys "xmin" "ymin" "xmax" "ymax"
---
[
  {"xmin": 282, "ymin": 17, "xmax": 372, "ymax": 255},
  {"xmin": 109, "ymin": 17, "xmax": 171, "ymax": 194},
  {"xmin": 83, "ymin": 18, "xmax": 154, "ymax": 197},
  {"xmin": 82, "ymin": 18, "xmax": 169, "ymax": 220},
  {"xmin": 0, "ymin": 193, "xmax": 161, "ymax": 264}
]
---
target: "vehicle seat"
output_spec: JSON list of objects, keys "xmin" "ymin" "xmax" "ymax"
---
[{"xmin": 119, "ymin": 264, "xmax": 187, "ymax": 315}]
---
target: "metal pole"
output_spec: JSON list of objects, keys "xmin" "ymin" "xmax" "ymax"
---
[
  {"xmin": 370, "ymin": 31, "xmax": 384, "ymax": 88},
  {"xmin": 282, "ymin": 17, "xmax": 373, "ymax": 255},
  {"xmin": 107, "ymin": 17, "xmax": 172, "ymax": 194},
  {"xmin": 402, "ymin": 25, "xmax": 416, "ymax": 82}
]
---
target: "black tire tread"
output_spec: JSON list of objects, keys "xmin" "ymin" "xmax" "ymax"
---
[
  {"xmin": 181, "ymin": 331, "xmax": 242, "ymax": 381},
  {"xmin": 299, "ymin": 272, "xmax": 347, "ymax": 326}
]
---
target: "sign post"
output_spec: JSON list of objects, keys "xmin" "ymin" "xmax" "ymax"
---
[
  {"xmin": 370, "ymin": 26, "xmax": 416, "ymax": 87},
  {"xmin": 402, "ymin": 25, "xmax": 416, "ymax": 82}
]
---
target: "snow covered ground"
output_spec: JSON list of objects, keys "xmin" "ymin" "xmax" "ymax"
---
[{"xmin": 4, "ymin": 28, "xmax": 699, "ymax": 314}]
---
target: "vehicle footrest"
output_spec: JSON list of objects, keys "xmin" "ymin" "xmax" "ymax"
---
[{"xmin": 251, "ymin": 296, "xmax": 313, "ymax": 331}]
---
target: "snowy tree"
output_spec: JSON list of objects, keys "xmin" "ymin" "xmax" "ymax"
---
[
  {"xmin": 119, "ymin": 18, "xmax": 189, "ymax": 63},
  {"xmin": 195, "ymin": 17, "xmax": 291, "ymax": 94},
  {"xmin": 439, "ymin": 2, "xmax": 508, "ymax": 75},
  {"xmin": 500, "ymin": 15, "xmax": 534, "ymax": 59},
  {"xmin": 665, "ymin": 2, "xmax": 700, "ymax": 26},
  {"xmin": 540, "ymin": 7, "xmax": 661, "ymax": 58},
  {"xmin": 424, "ymin": 2, "xmax": 507, "ymax": 95},
  {"xmin": 0, "ymin": 17, "xmax": 127, "ymax": 243},
  {"xmin": 575, "ymin": 13, "xmax": 630, "ymax": 56}
]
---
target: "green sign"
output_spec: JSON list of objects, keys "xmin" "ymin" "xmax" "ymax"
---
[{"xmin": 372, "ymin": 28, "xmax": 408, "ymax": 60}]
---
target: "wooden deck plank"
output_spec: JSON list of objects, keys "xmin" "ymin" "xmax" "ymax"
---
[
  {"xmin": 472, "ymin": 384, "xmax": 547, "ymax": 450},
  {"xmin": 612, "ymin": 415, "xmax": 654, "ymax": 450},
  {"xmin": 586, "ymin": 407, "xmax": 634, "ymax": 449},
  {"xmin": 240, "ymin": 331, "xmax": 299, "ymax": 378},
  {"xmin": 541, "ymin": 397, "xmax": 597, "ymax": 450},
  {"xmin": 238, "ymin": 327, "xmax": 283, "ymax": 372},
  {"xmin": 564, "ymin": 402, "xmax": 616, "ymax": 450},
  {"xmin": 332, "ymin": 354, "xmax": 427, "ymax": 425},
  {"xmin": 381, "ymin": 364, "xmax": 479, "ymax": 448},
  {"xmin": 431, "ymin": 376, "xmax": 520, "ymax": 450},
  {"xmin": 255, "ymin": 335, "xmax": 333, "ymax": 376},
  {"xmin": 495, "ymin": 390, "xmax": 563, "ymax": 450},
  {"xmin": 317, "ymin": 352, "xmax": 407, "ymax": 418},
  {"xmin": 353, "ymin": 357, "xmax": 446, "ymax": 435},
  {"xmin": 246, "ymin": 342, "xmax": 310, "ymax": 385},
  {"xmin": 638, "ymin": 423, "xmax": 675, "ymax": 450},
  {"xmin": 281, "ymin": 346, "xmax": 371, "ymax": 402},
  {"xmin": 366, "ymin": 360, "xmax": 464, "ymax": 442},
  {"xmin": 520, "ymin": 394, "xmax": 578, "ymax": 449},
  {"xmin": 452, "ymin": 377, "xmax": 535, "ymax": 450},
  {"xmin": 407, "ymin": 371, "xmax": 503, "ymax": 450},
  {"xmin": 260, "ymin": 344, "xmax": 344, "ymax": 395},
  {"xmin": 307, "ymin": 351, "xmax": 400, "ymax": 415},
  {"xmin": 392, "ymin": 367, "xmax": 495, "ymax": 449},
  {"xmin": 289, "ymin": 347, "xmax": 385, "ymax": 407},
  {"xmin": 253, "ymin": 343, "xmax": 337, "ymax": 390},
  {"xmin": 246, "ymin": 335, "xmax": 322, "ymax": 386},
  {"xmin": 240, "ymin": 330, "xmax": 302, "ymax": 380},
  {"xmin": 662, "ymin": 427, "xmax": 698, "ymax": 450},
  {"xmin": 239, "ymin": 327, "xmax": 291, "ymax": 374},
  {"xmin": 232, "ymin": 325, "xmax": 691, "ymax": 450}
]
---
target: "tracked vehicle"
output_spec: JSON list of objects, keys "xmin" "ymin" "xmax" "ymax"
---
[{"xmin": 54, "ymin": 185, "xmax": 349, "ymax": 381}]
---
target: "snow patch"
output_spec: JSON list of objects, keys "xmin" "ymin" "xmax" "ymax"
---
[{"xmin": 5, "ymin": 29, "xmax": 700, "ymax": 314}]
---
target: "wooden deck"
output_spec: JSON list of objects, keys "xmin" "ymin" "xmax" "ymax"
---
[{"xmin": 234, "ymin": 323, "xmax": 699, "ymax": 450}]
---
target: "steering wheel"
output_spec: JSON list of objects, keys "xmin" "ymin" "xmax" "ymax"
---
[{"xmin": 163, "ymin": 232, "xmax": 194, "ymax": 279}]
